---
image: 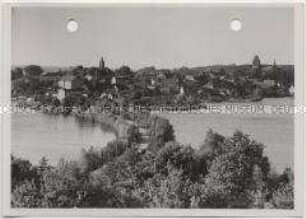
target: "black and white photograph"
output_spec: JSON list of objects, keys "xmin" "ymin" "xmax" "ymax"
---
[{"xmin": 1, "ymin": 2, "xmax": 305, "ymax": 217}]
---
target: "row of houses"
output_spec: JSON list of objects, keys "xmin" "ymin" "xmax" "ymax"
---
[
  {"xmin": 12, "ymin": 56, "xmax": 295, "ymax": 106},
  {"xmin": 55, "ymin": 73, "xmax": 118, "ymax": 101}
]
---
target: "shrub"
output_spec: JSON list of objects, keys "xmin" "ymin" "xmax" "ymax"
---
[{"xmin": 199, "ymin": 131, "xmax": 270, "ymax": 208}]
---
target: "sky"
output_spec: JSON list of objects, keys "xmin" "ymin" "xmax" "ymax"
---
[{"xmin": 12, "ymin": 6, "xmax": 294, "ymax": 70}]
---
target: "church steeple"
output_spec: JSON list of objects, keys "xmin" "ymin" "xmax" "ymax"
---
[
  {"xmin": 273, "ymin": 59, "xmax": 277, "ymax": 73},
  {"xmin": 99, "ymin": 57, "xmax": 105, "ymax": 69}
]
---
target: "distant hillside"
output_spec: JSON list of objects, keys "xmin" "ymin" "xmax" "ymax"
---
[{"xmin": 12, "ymin": 65, "xmax": 74, "ymax": 72}]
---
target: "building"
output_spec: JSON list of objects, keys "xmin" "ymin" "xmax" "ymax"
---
[
  {"xmin": 263, "ymin": 79, "xmax": 276, "ymax": 87},
  {"xmin": 111, "ymin": 75, "xmax": 117, "ymax": 86},
  {"xmin": 58, "ymin": 75, "xmax": 83, "ymax": 90},
  {"xmin": 261, "ymin": 65, "xmax": 273, "ymax": 75},
  {"xmin": 203, "ymin": 81, "xmax": 214, "ymax": 90},
  {"xmin": 39, "ymin": 72, "xmax": 62, "ymax": 93},
  {"xmin": 251, "ymin": 55, "xmax": 262, "ymax": 79},
  {"xmin": 57, "ymin": 88, "xmax": 66, "ymax": 101},
  {"xmin": 57, "ymin": 75, "xmax": 84, "ymax": 101},
  {"xmin": 289, "ymin": 85, "xmax": 294, "ymax": 96},
  {"xmin": 185, "ymin": 74, "xmax": 195, "ymax": 81},
  {"xmin": 179, "ymin": 86, "xmax": 185, "ymax": 96},
  {"xmin": 252, "ymin": 55, "xmax": 261, "ymax": 69},
  {"xmin": 85, "ymin": 74, "xmax": 93, "ymax": 81}
]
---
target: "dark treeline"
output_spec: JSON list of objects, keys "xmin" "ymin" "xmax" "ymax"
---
[{"xmin": 11, "ymin": 128, "xmax": 293, "ymax": 209}]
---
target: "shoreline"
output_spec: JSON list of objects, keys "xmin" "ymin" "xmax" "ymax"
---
[{"xmin": 11, "ymin": 97, "xmax": 294, "ymax": 172}]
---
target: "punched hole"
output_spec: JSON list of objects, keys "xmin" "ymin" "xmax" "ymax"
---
[
  {"xmin": 66, "ymin": 19, "xmax": 79, "ymax": 33},
  {"xmin": 230, "ymin": 19, "xmax": 242, "ymax": 31}
]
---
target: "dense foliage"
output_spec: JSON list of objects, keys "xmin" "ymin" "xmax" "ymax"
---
[{"xmin": 11, "ymin": 129, "xmax": 293, "ymax": 209}]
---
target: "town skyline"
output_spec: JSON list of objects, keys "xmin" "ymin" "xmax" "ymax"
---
[{"xmin": 12, "ymin": 55, "xmax": 293, "ymax": 73}]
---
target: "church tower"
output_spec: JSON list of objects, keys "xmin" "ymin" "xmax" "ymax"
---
[
  {"xmin": 99, "ymin": 57, "xmax": 105, "ymax": 69},
  {"xmin": 252, "ymin": 55, "xmax": 262, "ymax": 79},
  {"xmin": 272, "ymin": 59, "xmax": 277, "ymax": 73},
  {"xmin": 252, "ymin": 55, "xmax": 261, "ymax": 69}
]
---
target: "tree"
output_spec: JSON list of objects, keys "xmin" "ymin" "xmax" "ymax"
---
[
  {"xmin": 199, "ymin": 131, "xmax": 270, "ymax": 208},
  {"xmin": 79, "ymin": 146, "xmax": 104, "ymax": 174},
  {"xmin": 102, "ymin": 140, "xmax": 128, "ymax": 164},
  {"xmin": 37, "ymin": 156, "xmax": 50, "ymax": 176},
  {"xmin": 251, "ymin": 165, "xmax": 266, "ymax": 208},
  {"xmin": 269, "ymin": 168, "xmax": 294, "ymax": 209},
  {"xmin": 148, "ymin": 116, "xmax": 175, "ymax": 147},
  {"xmin": 24, "ymin": 65, "xmax": 43, "ymax": 77},
  {"xmin": 11, "ymin": 179, "xmax": 41, "ymax": 208},
  {"xmin": 89, "ymin": 148, "xmax": 144, "ymax": 208},
  {"xmin": 51, "ymin": 98, "xmax": 61, "ymax": 107},
  {"xmin": 11, "ymin": 155, "xmax": 37, "ymax": 189},
  {"xmin": 11, "ymin": 67, "xmax": 23, "ymax": 80},
  {"xmin": 195, "ymin": 129, "xmax": 226, "ymax": 176},
  {"xmin": 199, "ymin": 129, "xmax": 225, "ymax": 161},
  {"xmin": 37, "ymin": 159, "xmax": 89, "ymax": 208},
  {"xmin": 28, "ymin": 78, "xmax": 41, "ymax": 94},
  {"xmin": 72, "ymin": 65, "xmax": 84, "ymax": 75},
  {"xmin": 116, "ymin": 66, "xmax": 133, "ymax": 77},
  {"xmin": 271, "ymin": 181, "xmax": 294, "ymax": 209},
  {"xmin": 143, "ymin": 164, "xmax": 193, "ymax": 208},
  {"xmin": 62, "ymin": 96, "xmax": 76, "ymax": 112},
  {"xmin": 127, "ymin": 125, "xmax": 142, "ymax": 145},
  {"xmin": 155, "ymin": 141, "xmax": 195, "ymax": 177}
]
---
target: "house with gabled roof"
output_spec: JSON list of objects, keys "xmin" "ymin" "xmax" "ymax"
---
[
  {"xmin": 57, "ymin": 75, "xmax": 84, "ymax": 101},
  {"xmin": 58, "ymin": 75, "xmax": 83, "ymax": 90}
]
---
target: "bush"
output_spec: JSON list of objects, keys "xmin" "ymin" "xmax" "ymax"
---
[
  {"xmin": 11, "ymin": 155, "xmax": 37, "ymax": 189},
  {"xmin": 269, "ymin": 168, "xmax": 294, "ymax": 209}
]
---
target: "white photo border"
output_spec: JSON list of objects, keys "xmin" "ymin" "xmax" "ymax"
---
[{"xmin": 1, "ymin": 1, "xmax": 304, "ymax": 217}]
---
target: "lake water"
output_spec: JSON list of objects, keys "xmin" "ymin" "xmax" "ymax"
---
[
  {"xmin": 12, "ymin": 113, "xmax": 116, "ymax": 165},
  {"xmin": 12, "ymin": 98, "xmax": 294, "ymax": 172},
  {"xmin": 159, "ymin": 98, "xmax": 294, "ymax": 173}
]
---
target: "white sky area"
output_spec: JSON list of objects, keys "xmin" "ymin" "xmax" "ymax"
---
[{"xmin": 12, "ymin": 6, "xmax": 294, "ymax": 70}]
